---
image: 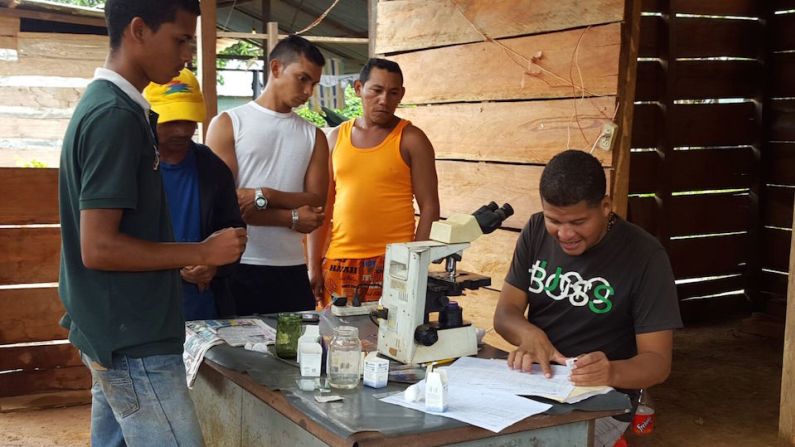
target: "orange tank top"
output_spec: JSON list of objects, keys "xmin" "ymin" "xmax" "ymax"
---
[{"xmin": 325, "ymin": 119, "xmax": 415, "ymax": 259}]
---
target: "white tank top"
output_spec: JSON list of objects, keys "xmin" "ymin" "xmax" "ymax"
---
[{"xmin": 227, "ymin": 101, "xmax": 316, "ymax": 266}]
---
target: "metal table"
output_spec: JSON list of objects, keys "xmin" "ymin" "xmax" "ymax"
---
[
  {"xmin": 192, "ymin": 358, "xmax": 622, "ymax": 446},
  {"xmin": 190, "ymin": 312, "xmax": 628, "ymax": 446}
]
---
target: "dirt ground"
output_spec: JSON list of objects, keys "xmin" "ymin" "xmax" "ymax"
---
[{"xmin": 0, "ymin": 289, "xmax": 790, "ymax": 446}]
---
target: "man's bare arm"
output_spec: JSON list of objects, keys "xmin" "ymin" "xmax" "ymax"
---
[
  {"xmin": 205, "ymin": 112, "xmax": 239, "ymax": 180},
  {"xmin": 238, "ymin": 127, "xmax": 329, "ymax": 214},
  {"xmin": 494, "ymin": 283, "xmax": 567, "ymax": 377},
  {"xmin": 80, "ymin": 209, "xmax": 246, "ymax": 271},
  {"xmin": 401, "ymin": 125, "xmax": 440, "ymax": 241},
  {"xmin": 307, "ymin": 127, "xmax": 339, "ymax": 300},
  {"xmin": 569, "ymin": 330, "xmax": 673, "ymax": 389}
]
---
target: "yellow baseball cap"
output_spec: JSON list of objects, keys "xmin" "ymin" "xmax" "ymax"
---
[{"xmin": 143, "ymin": 68, "xmax": 206, "ymax": 124}]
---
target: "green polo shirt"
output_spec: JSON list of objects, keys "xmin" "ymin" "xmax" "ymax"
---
[{"xmin": 58, "ymin": 79, "xmax": 184, "ymax": 368}]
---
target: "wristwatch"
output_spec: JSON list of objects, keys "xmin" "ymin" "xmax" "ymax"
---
[
  {"xmin": 254, "ymin": 188, "xmax": 268, "ymax": 210},
  {"xmin": 290, "ymin": 208, "xmax": 299, "ymax": 230}
]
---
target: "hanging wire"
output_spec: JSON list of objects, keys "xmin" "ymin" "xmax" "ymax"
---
[{"xmin": 294, "ymin": 0, "xmax": 342, "ymax": 35}]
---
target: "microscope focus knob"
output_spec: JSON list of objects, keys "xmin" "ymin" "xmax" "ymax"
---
[{"xmin": 414, "ymin": 324, "xmax": 439, "ymax": 346}]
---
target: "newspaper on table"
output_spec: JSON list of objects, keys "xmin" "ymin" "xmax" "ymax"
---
[
  {"xmin": 183, "ymin": 320, "xmax": 224, "ymax": 388},
  {"xmin": 183, "ymin": 319, "xmax": 277, "ymax": 388},
  {"xmin": 206, "ymin": 318, "xmax": 276, "ymax": 347}
]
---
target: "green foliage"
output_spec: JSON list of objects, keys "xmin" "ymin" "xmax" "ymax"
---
[
  {"xmin": 220, "ymin": 41, "xmax": 262, "ymax": 59},
  {"xmin": 47, "ymin": 0, "xmax": 105, "ymax": 8},
  {"xmin": 21, "ymin": 159, "xmax": 47, "ymax": 168},
  {"xmin": 217, "ymin": 41, "xmax": 262, "ymax": 86},
  {"xmin": 295, "ymin": 105, "xmax": 327, "ymax": 127},
  {"xmin": 338, "ymin": 85, "xmax": 362, "ymax": 119},
  {"xmin": 295, "ymin": 85, "xmax": 362, "ymax": 128}
]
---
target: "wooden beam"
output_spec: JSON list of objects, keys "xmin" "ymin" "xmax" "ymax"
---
[
  {"xmin": 0, "ymin": 168, "xmax": 59, "ymax": 225},
  {"xmin": 434, "ymin": 161, "xmax": 612, "ymax": 231},
  {"xmin": 368, "ymin": 0, "xmax": 377, "ymax": 57},
  {"xmin": 610, "ymin": 0, "xmax": 642, "ymax": 218},
  {"xmin": 393, "ymin": 23, "xmax": 621, "ymax": 105},
  {"xmin": 0, "ymin": 389, "xmax": 91, "ymax": 412},
  {"xmin": 0, "ymin": 15, "xmax": 18, "ymax": 49},
  {"xmin": 198, "ymin": 0, "xmax": 218, "ymax": 140},
  {"xmin": 398, "ymin": 97, "xmax": 616, "ymax": 165},
  {"xmin": 217, "ymin": 31, "xmax": 368, "ymax": 44},
  {"xmin": 266, "ymin": 21, "xmax": 278, "ymax": 58},
  {"xmin": 0, "ymin": 287, "xmax": 67, "ymax": 344},
  {"xmin": 779, "ymin": 195, "xmax": 795, "ymax": 445},
  {"xmin": 375, "ymin": 0, "xmax": 624, "ymax": 55},
  {"xmin": 0, "ymin": 227, "xmax": 60, "ymax": 285},
  {"xmin": 0, "ymin": 6, "xmax": 105, "ymax": 28}
]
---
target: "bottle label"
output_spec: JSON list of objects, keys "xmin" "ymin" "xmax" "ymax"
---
[
  {"xmin": 328, "ymin": 351, "xmax": 360, "ymax": 374},
  {"xmin": 632, "ymin": 404, "xmax": 655, "ymax": 435}
]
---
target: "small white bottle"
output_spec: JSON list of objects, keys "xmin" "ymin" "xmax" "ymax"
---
[
  {"xmin": 424, "ymin": 366, "xmax": 448, "ymax": 413},
  {"xmin": 297, "ymin": 325, "xmax": 320, "ymax": 362},
  {"xmin": 298, "ymin": 325, "xmax": 322, "ymax": 377}
]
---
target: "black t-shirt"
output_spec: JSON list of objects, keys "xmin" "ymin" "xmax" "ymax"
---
[{"xmin": 505, "ymin": 213, "xmax": 683, "ymax": 361}]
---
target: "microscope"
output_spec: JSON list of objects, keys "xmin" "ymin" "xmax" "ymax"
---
[{"xmin": 376, "ymin": 202, "xmax": 514, "ymax": 365}]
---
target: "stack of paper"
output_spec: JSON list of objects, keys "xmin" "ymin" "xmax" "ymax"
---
[
  {"xmin": 382, "ymin": 386, "xmax": 552, "ymax": 433},
  {"xmin": 380, "ymin": 357, "xmax": 613, "ymax": 433},
  {"xmin": 446, "ymin": 357, "xmax": 612, "ymax": 403}
]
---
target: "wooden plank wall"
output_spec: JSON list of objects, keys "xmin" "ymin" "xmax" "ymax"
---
[
  {"xmin": 0, "ymin": 14, "xmax": 105, "ymax": 168},
  {"xmin": 375, "ymin": 0, "xmax": 637, "ymax": 289},
  {"xmin": 763, "ymin": 4, "xmax": 795, "ymax": 320},
  {"xmin": 628, "ymin": 0, "xmax": 794, "ymax": 323},
  {"xmin": 0, "ymin": 11, "xmax": 96, "ymax": 408},
  {"xmin": 0, "ymin": 168, "xmax": 91, "ymax": 409}
]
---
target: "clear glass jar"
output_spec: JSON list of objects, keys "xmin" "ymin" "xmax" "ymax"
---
[
  {"xmin": 326, "ymin": 326, "xmax": 361, "ymax": 389},
  {"xmin": 275, "ymin": 313, "xmax": 302, "ymax": 359}
]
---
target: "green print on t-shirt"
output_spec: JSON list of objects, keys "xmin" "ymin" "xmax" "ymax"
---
[{"xmin": 528, "ymin": 260, "xmax": 614, "ymax": 314}]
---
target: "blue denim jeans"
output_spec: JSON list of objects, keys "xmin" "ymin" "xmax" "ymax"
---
[{"xmin": 82, "ymin": 353, "xmax": 205, "ymax": 447}]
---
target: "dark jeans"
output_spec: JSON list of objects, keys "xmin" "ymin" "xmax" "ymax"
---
[{"xmin": 230, "ymin": 263, "xmax": 315, "ymax": 316}]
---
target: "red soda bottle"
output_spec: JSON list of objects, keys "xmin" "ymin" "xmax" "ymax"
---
[{"xmin": 632, "ymin": 388, "xmax": 656, "ymax": 435}]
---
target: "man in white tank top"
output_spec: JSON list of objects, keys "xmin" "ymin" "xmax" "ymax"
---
[{"xmin": 206, "ymin": 35, "xmax": 329, "ymax": 315}]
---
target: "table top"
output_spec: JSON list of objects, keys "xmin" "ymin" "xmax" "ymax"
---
[
  {"xmin": 197, "ymin": 311, "xmax": 630, "ymax": 447},
  {"xmin": 200, "ymin": 359, "xmax": 624, "ymax": 447}
]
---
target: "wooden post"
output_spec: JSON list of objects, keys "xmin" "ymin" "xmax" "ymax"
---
[
  {"xmin": 779, "ymin": 196, "xmax": 795, "ymax": 445},
  {"xmin": 197, "ymin": 0, "xmax": 217, "ymax": 141},
  {"xmin": 368, "ymin": 0, "xmax": 377, "ymax": 58},
  {"xmin": 266, "ymin": 21, "xmax": 279, "ymax": 60},
  {"xmin": 610, "ymin": 0, "xmax": 642, "ymax": 218}
]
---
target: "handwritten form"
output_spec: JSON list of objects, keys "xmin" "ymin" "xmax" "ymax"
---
[
  {"xmin": 446, "ymin": 357, "xmax": 575, "ymax": 401},
  {"xmin": 380, "ymin": 357, "xmax": 612, "ymax": 432}
]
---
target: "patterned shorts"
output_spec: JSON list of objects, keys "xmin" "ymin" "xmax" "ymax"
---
[{"xmin": 321, "ymin": 256, "xmax": 385, "ymax": 306}]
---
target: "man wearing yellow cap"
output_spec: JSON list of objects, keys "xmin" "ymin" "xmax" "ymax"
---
[{"xmin": 144, "ymin": 68, "xmax": 244, "ymax": 320}]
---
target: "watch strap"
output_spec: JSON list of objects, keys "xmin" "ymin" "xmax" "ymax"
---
[{"xmin": 290, "ymin": 208, "xmax": 299, "ymax": 230}]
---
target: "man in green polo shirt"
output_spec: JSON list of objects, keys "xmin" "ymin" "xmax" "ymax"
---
[{"xmin": 58, "ymin": 1, "xmax": 246, "ymax": 445}]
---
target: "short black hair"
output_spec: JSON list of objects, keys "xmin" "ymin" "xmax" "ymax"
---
[
  {"xmin": 540, "ymin": 150, "xmax": 606, "ymax": 207},
  {"xmin": 359, "ymin": 58, "xmax": 403, "ymax": 85},
  {"xmin": 269, "ymin": 35, "xmax": 325, "ymax": 68},
  {"xmin": 105, "ymin": 0, "xmax": 200, "ymax": 50}
]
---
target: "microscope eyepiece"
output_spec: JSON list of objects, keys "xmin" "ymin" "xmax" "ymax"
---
[{"xmin": 472, "ymin": 201, "xmax": 513, "ymax": 234}]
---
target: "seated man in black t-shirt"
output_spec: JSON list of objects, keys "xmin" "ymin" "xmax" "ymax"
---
[{"xmin": 494, "ymin": 150, "xmax": 682, "ymax": 445}]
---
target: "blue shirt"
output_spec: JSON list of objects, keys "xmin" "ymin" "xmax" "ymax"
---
[{"xmin": 160, "ymin": 148, "xmax": 217, "ymax": 320}]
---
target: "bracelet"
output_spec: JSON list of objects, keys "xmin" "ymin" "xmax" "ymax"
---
[{"xmin": 290, "ymin": 208, "xmax": 299, "ymax": 230}]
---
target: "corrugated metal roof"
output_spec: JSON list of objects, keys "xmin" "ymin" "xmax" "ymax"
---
[
  {"xmin": 217, "ymin": 0, "xmax": 369, "ymax": 73},
  {"xmin": 2, "ymin": 0, "xmax": 369, "ymax": 72}
]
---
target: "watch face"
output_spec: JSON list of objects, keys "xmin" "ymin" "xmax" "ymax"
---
[{"xmin": 256, "ymin": 197, "xmax": 266, "ymax": 208}]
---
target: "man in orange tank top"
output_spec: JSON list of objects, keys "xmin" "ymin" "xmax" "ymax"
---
[{"xmin": 308, "ymin": 58, "xmax": 440, "ymax": 306}]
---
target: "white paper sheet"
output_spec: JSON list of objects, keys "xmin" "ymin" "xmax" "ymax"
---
[
  {"xmin": 446, "ymin": 357, "xmax": 576, "ymax": 401},
  {"xmin": 381, "ymin": 385, "xmax": 552, "ymax": 433}
]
